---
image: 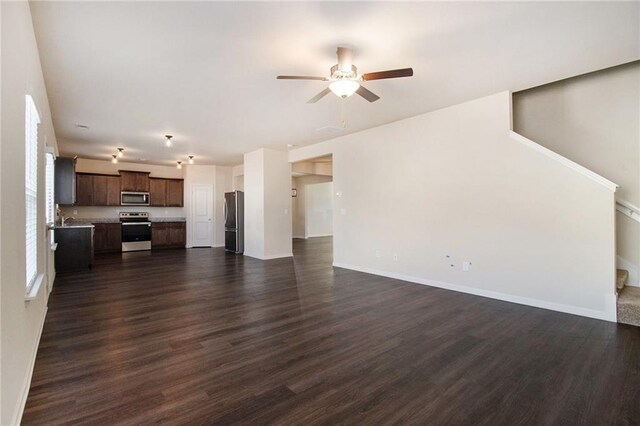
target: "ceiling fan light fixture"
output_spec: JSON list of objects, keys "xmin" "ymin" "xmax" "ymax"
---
[{"xmin": 329, "ymin": 80, "xmax": 359, "ymax": 98}]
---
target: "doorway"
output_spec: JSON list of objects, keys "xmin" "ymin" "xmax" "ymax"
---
[{"xmin": 291, "ymin": 155, "xmax": 333, "ymax": 262}]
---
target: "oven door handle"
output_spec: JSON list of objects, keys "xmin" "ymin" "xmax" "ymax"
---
[{"xmin": 121, "ymin": 222, "xmax": 152, "ymax": 226}]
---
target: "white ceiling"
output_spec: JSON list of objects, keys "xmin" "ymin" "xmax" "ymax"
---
[{"xmin": 31, "ymin": 1, "xmax": 639, "ymax": 166}]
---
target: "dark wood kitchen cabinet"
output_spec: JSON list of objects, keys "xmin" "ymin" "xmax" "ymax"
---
[
  {"xmin": 169, "ymin": 222, "xmax": 186, "ymax": 247},
  {"xmin": 75, "ymin": 173, "xmax": 93, "ymax": 206},
  {"xmin": 151, "ymin": 223, "xmax": 170, "ymax": 248},
  {"xmin": 149, "ymin": 178, "xmax": 183, "ymax": 207},
  {"xmin": 55, "ymin": 227, "xmax": 94, "ymax": 272},
  {"xmin": 151, "ymin": 222, "xmax": 185, "ymax": 249},
  {"xmin": 120, "ymin": 171, "xmax": 150, "ymax": 192},
  {"xmin": 76, "ymin": 173, "xmax": 120, "ymax": 206},
  {"xmin": 92, "ymin": 175, "xmax": 121, "ymax": 206},
  {"xmin": 149, "ymin": 178, "xmax": 167, "ymax": 206},
  {"xmin": 93, "ymin": 223, "xmax": 122, "ymax": 253},
  {"xmin": 166, "ymin": 179, "xmax": 184, "ymax": 207},
  {"xmin": 55, "ymin": 157, "xmax": 76, "ymax": 205}
]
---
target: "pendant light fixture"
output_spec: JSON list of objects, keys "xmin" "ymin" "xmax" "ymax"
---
[
  {"xmin": 117, "ymin": 147, "xmax": 124, "ymax": 158},
  {"xmin": 165, "ymin": 135, "xmax": 173, "ymax": 147},
  {"xmin": 188, "ymin": 155, "xmax": 194, "ymax": 164},
  {"xmin": 176, "ymin": 161, "xmax": 182, "ymax": 169},
  {"xmin": 111, "ymin": 154, "xmax": 118, "ymax": 164}
]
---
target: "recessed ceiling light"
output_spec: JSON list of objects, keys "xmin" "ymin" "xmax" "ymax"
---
[{"xmin": 76, "ymin": 124, "xmax": 89, "ymax": 129}]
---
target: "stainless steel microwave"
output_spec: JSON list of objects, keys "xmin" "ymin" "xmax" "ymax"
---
[{"xmin": 121, "ymin": 192, "xmax": 150, "ymax": 206}]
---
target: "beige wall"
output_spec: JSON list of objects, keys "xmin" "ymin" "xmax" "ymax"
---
[
  {"xmin": 1, "ymin": 2, "xmax": 59, "ymax": 423},
  {"xmin": 75, "ymin": 158, "xmax": 184, "ymax": 178},
  {"xmin": 513, "ymin": 62, "xmax": 640, "ymax": 284},
  {"xmin": 292, "ymin": 175, "xmax": 333, "ymax": 238},
  {"xmin": 291, "ymin": 91, "xmax": 617, "ymax": 321}
]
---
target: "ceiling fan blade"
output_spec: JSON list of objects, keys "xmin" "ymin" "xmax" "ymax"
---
[
  {"xmin": 337, "ymin": 47, "xmax": 354, "ymax": 73},
  {"xmin": 356, "ymin": 86, "xmax": 380, "ymax": 103},
  {"xmin": 307, "ymin": 87, "xmax": 331, "ymax": 104},
  {"xmin": 362, "ymin": 68, "xmax": 414, "ymax": 81},
  {"xmin": 277, "ymin": 75, "xmax": 328, "ymax": 81}
]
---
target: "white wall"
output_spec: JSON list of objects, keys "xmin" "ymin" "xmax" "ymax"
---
[
  {"xmin": 1, "ymin": 1, "xmax": 58, "ymax": 423},
  {"xmin": 243, "ymin": 149, "xmax": 292, "ymax": 259},
  {"xmin": 292, "ymin": 175, "xmax": 333, "ymax": 238},
  {"xmin": 305, "ymin": 182, "xmax": 334, "ymax": 238},
  {"xmin": 513, "ymin": 62, "xmax": 640, "ymax": 284},
  {"xmin": 291, "ymin": 91, "xmax": 617, "ymax": 321}
]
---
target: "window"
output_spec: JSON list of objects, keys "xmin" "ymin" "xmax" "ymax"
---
[
  {"xmin": 25, "ymin": 95, "xmax": 40, "ymax": 290},
  {"xmin": 45, "ymin": 151, "xmax": 55, "ymax": 225}
]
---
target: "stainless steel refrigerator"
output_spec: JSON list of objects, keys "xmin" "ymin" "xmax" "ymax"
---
[{"xmin": 224, "ymin": 190, "xmax": 244, "ymax": 253}]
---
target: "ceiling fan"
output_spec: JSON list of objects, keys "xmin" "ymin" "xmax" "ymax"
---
[{"xmin": 277, "ymin": 47, "xmax": 413, "ymax": 103}]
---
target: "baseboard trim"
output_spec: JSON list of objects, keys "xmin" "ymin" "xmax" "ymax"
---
[
  {"xmin": 245, "ymin": 252, "xmax": 293, "ymax": 260},
  {"xmin": 332, "ymin": 262, "xmax": 617, "ymax": 322},
  {"xmin": 13, "ymin": 306, "xmax": 48, "ymax": 426},
  {"xmin": 306, "ymin": 233, "xmax": 333, "ymax": 238}
]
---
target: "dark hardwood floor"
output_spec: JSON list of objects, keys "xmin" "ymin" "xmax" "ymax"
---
[{"xmin": 23, "ymin": 237, "xmax": 640, "ymax": 425}]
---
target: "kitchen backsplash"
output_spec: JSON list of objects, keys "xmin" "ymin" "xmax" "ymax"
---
[{"xmin": 59, "ymin": 205, "xmax": 185, "ymax": 220}]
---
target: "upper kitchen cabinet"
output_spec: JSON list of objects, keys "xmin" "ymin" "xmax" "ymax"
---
[
  {"xmin": 166, "ymin": 179, "xmax": 184, "ymax": 207},
  {"xmin": 149, "ymin": 178, "xmax": 167, "ymax": 206},
  {"xmin": 150, "ymin": 178, "xmax": 184, "ymax": 207},
  {"xmin": 75, "ymin": 173, "xmax": 93, "ymax": 206},
  {"xmin": 77, "ymin": 173, "xmax": 120, "ymax": 206},
  {"xmin": 55, "ymin": 157, "xmax": 76, "ymax": 205},
  {"xmin": 92, "ymin": 175, "xmax": 121, "ymax": 206},
  {"xmin": 120, "ymin": 171, "xmax": 150, "ymax": 192}
]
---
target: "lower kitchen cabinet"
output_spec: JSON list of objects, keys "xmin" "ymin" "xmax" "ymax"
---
[
  {"xmin": 93, "ymin": 223, "xmax": 122, "ymax": 253},
  {"xmin": 151, "ymin": 222, "xmax": 186, "ymax": 249},
  {"xmin": 55, "ymin": 227, "xmax": 94, "ymax": 272}
]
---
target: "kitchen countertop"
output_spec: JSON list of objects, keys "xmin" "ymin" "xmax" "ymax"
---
[
  {"xmin": 65, "ymin": 217, "xmax": 186, "ymax": 225},
  {"xmin": 55, "ymin": 224, "xmax": 95, "ymax": 229}
]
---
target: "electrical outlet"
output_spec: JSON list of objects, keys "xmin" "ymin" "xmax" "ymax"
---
[
  {"xmin": 393, "ymin": 253, "xmax": 398, "ymax": 261},
  {"xmin": 462, "ymin": 261, "xmax": 471, "ymax": 272}
]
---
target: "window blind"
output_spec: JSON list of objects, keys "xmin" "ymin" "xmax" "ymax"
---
[
  {"xmin": 45, "ymin": 152, "xmax": 55, "ymax": 225},
  {"xmin": 25, "ymin": 95, "xmax": 40, "ymax": 290}
]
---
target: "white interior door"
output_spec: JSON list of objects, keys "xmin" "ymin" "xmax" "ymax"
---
[{"xmin": 191, "ymin": 184, "xmax": 213, "ymax": 247}]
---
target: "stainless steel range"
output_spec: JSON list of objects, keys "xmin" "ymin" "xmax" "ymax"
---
[{"xmin": 120, "ymin": 212, "xmax": 151, "ymax": 252}]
